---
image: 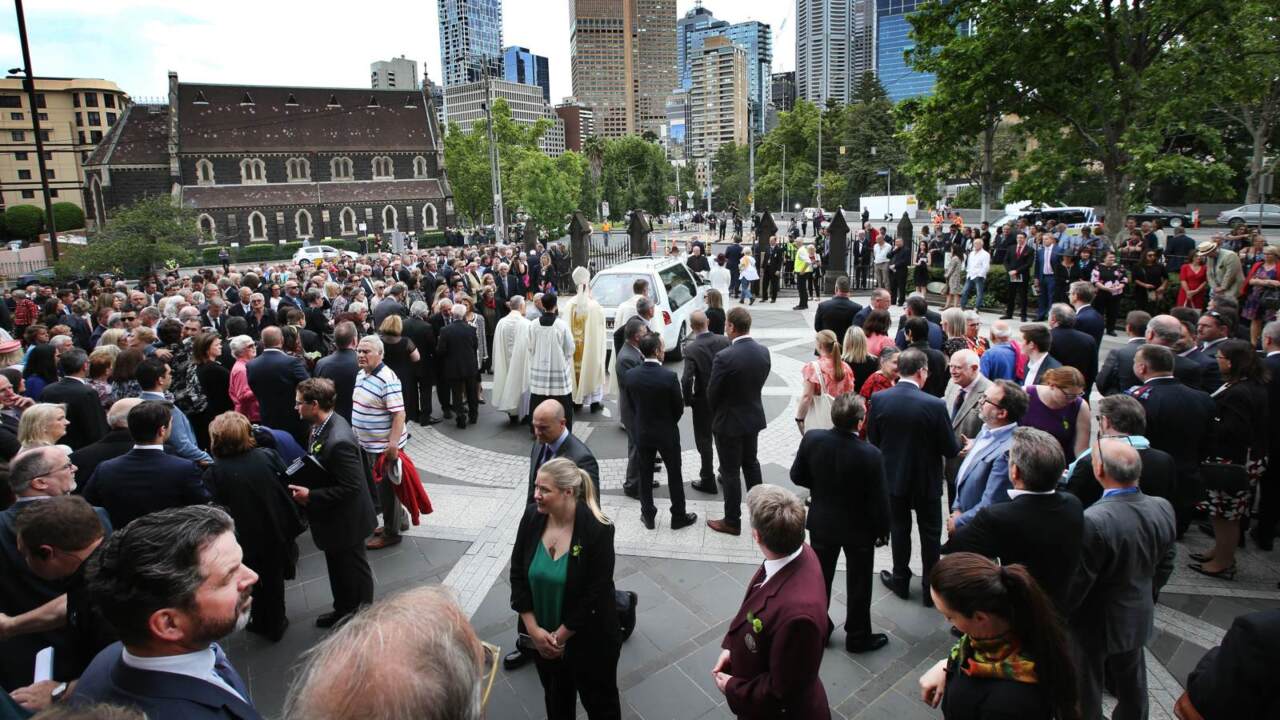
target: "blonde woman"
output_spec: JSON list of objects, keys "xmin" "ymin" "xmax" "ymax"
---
[
  {"xmin": 795, "ymin": 330, "xmax": 856, "ymax": 434},
  {"xmin": 18, "ymin": 402, "xmax": 69, "ymax": 451},
  {"xmin": 738, "ymin": 247, "xmax": 759, "ymax": 305},
  {"xmin": 509, "ymin": 457, "xmax": 620, "ymax": 718},
  {"xmin": 97, "ymin": 328, "xmax": 128, "ymax": 350},
  {"xmin": 842, "ymin": 326, "xmax": 881, "ymax": 393}
]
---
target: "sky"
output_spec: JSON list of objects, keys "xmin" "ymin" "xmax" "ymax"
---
[{"xmin": 0, "ymin": 0, "xmax": 795, "ymax": 102}]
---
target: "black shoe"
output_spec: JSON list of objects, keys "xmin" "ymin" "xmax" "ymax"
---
[
  {"xmin": 442, "ymin": 410, "xmax": 454, "ymax": 419},
  {"xmin": 456, "ymin": 417, "xmax": 467, "ymax": 429},
  {"xmin": 879, "ymin": 570, "xmax": 909, "ymax": 600},
  {"xmin": 315, "ymin": 611, "xmax": 348, "ymax": 629},
  {"xmin": 998, "ymin": 314, "xmax": 1012, "ymax": 320},
  {"xmin": 421, "ymin": 416, "xmax": 442, "ymax": 426},
  {"xmin": 623, "ymin": 486, "xmax": 639, "ymax": 499},
  {"xmin": 690, "ymin": 481, "xmax": 717, "ymax": 494},
  {"xmin": 641, "ymin": 515, "xmax": 656, "ymax": 530},
  {"xmin": 672, "ymin": 512, "xmax": 698, "ymax": 530},
  {"xmin": 619, "ymin": 591, "xmax": 638, "ymax": 640},
  {"xmin": 468, "ymin": 414, "xmax": 478, "ymax": 424},
  {"xmin": 590, "ymin": 402, "xmax": 603, "ymax": 413},
  {"xmin": 503, "ymin": 646, "xmax": 533, "ymax": 671},
  {"xmin": 846, "ymin": 633, "xmax": 889, "ymax": 654},
  {"xmin": 923, "ymin": 591, "xmax": 935, "ymax": 608},
  {"xmin": 792, "ymin": 305, "xmax": 804, "ymax": 310}
]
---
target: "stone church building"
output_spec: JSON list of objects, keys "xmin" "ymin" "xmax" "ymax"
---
[{"xmin": 83, "ymin": 72, "xmax": 454, "ymax": 245}]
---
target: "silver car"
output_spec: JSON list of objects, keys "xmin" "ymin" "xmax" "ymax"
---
[{"xmin": 1217, "ymin": 204, "xmax": 1280, "ymax": 228}]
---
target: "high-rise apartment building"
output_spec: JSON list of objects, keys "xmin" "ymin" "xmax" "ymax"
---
[
  {"xmin": 795, "ymin": 0, "xmax": 853, "ymax": 105},
  {"xmin": 851, "ymin": 0, "xmax": 876, "ymax": 86},
  {"xmin": 0, "ymin": 76, "xmax": 128, "ymax": 221},
  {"xmin": 771, "ymin": 71, "xmax": 796, "ymax": 112},
  {"xmin": 570, "ymin": 0, "xmax": 676, "ymax": 139},
  {"xmin": 437, "ymin": 0, "xmax": 504, "ymax": 87},
  {"xmin": 676, "ymin": 2, "xmax": 723, "ymax": 90},
  {"xmin": 680, "ymin": 16, "xmax": 768, "ymax": 133},
  {"xmin": 689, "ymin": 37, "xmax": 747, "ymax": 161},
  {"xmin": 555, "ymin": 99, "xmax": 595, "ymax": 153},
  {"xmin": 664, "ymin": 88, "xmax": 690, "ymax": 162},
  {"xmin": 445, "ymin": 79, "xmax": 566, "ymax": 157},
  {"xmin": 370, "ymin": 56, "xmax": 420, "ymax": 90},
  {"xmin": 876, "ymin": 0, "xmax": 937, "ymax": 101},
  {"xmin": 503, "ymin": 46, "xmax": 550, "ymax": 103}
]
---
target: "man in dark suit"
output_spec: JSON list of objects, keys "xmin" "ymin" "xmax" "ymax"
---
[
  {"xmin": 82, "ymin": 401, "xmax": 209, "ymax": 530},
  {"xmin": 1001, "ymin": 232, "xmax": 1033, "ymax": 321},
  {"xmin": 761, "ymin": 237, "xmax": 786, "ymax": 302},
  {"xmin": 893, "ymin": 295, "xmax": 945, "ymax": 350},
  {"xmin": 706, "ymin": 307, "xmax": 771, "ymax": 535},
  {"xmin": 790, "ymin": 393, "xmax": 891, "ymax": 653},
  {"xmin": 944, "ymin": 426, "xmax": 1083, "ymax": 613},
  {"xmin": 1144, "ymin": 314, "xmax": 1206, "ymax": 388},
  {"xmin": 1179, "ymin": 608, "xmax": 1280, "ymax": 720},
  {"xmin": 314, "ymin": 321, "xmax": 360, "ymax": 423},
  {"xmin": 371, "ymin": 283, "xmax": 409, "ymax": 329},
  {"xmin": 813, "ymin": 276, "xmax": 861, "ymax": 345},
  {"xmin": 851, "ymin": 230, "xmax": 872, "ymax": 289},
  {"xmin": 616, "ymin": 315, "xmax": 648, "ymax": 498},
  {"xmin": 247, "ymin": 326, "xmax": 311, "ymax": 443},
  {"xmin": 436, "ymin": 303, "xmax": 480, "ymax": 428},
  {"xmin": 493, "ymin": 262, "xmax": 523, "ymax": 309},
  {"xmin": 1034, "ymin": 233, "xmax": 1060, "ymax": 321},
  {"xmin": 70, "ymin": 398, "xmax": 142, "ymax": 490},
  {"xmin": 724, "ymin": 239, "xmax": 743, "ymax": 298},
  {"xmin": 682, "ymin": 311, "xmax": 730, "ymax": 493},
  {"xmin": 201, "ymin": 296, "xmax": 229, "ymax": 337},
  {"xmin": 527, "ymin": 399, "xmax": 600, "ymax": 503},
  {"xmin": 288, "ymin": 378, "xmax": 375, "ymax": 629},
  {"xmin": 1179, "ymin": 342, "xmax": 1223, "ymax": 394},
  {"xmin": 39, "ymin": 348, "xmax": 110, "ymax": 451},
  {"xmin": 241, "ymin": 292, "xmax": 277, "ymax": 341},
  {"xmin": 1252, "ymin": 323, "xmax": 1280, "ymax": 550},
  {"xmin": 1097, "ymin": 311, "xmax": 1149, "ymax": 395},
  {"xmin": 888, "ymin": 236, "xmax": 911, "ymax": 305},
  {"xmin": 622, "ymin": 332, "xmax": 697, "ymax": 531},
  {"xmin": 1064, "ymin": 394, "xmax": 1176, "ymax": 510},
  {"xmin": 70, "ymin": 505, "xmax": 263, "ymax": 719},
  {"xmin": 903, "ymin": 317, "xmax": 948, "ymax": 397},
  {"xmin": 403, "ymin": 303, "xmax": 440, "ymax": 425},
  {"xmin": 1068, "ymin": 281, "xmax": 1106, "ymax": 348},
  {"xmin": 867, "ymin": 348, "xmax": 961, "ymax": 605},
  {"xmin": 1065, "ymin": 439, "xmax": 1176, "ymax": 720},
  {"xmin": 1129, "ymin": 344, "xmax": 1215, "ymax": 535},
  {"xmin": 712, "ymin": 486, "xmax": 829, "ymax": 718},
  {"xmin": 1047, "ymin": 303, "xmax": 1099, "ymax": 394},
  {"xmin": 0, "ymin": 446, "xmax": 112, "ymax": 691}
]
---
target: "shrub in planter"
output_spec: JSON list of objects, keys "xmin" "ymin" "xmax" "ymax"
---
[{"xmin": 51, "ymin": 202, "xmax": 85, "ymax": 231}]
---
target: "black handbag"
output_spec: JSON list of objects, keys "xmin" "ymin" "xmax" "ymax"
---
[
  {"xmin": 1199, "ymin": 461, "xmax": 1251, "ymax": 494},
  {"xmin": 1258, "ymin": 287, "xmax": 1280, "ymax": 312},
  {"xmin": 616, "ymin": 590, "xmax": 638, "ymax": 642}
]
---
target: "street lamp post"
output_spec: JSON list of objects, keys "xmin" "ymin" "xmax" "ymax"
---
[{"xmin": 11, "ymin": 0, "xmax": 58, "ymax": 260}]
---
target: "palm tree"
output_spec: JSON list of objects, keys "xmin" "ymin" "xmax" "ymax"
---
[{"xmin": 584, "ymin": 136, "xmax": 605, "ymax": 184}]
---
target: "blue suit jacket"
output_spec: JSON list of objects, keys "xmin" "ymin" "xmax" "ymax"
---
[
  {"xmin": 83, "ymin": 448, "xmax": 209, "ymax": 530},
  {"xmin": 951, "ymin": 426, "xmax": 1015, "ymax": 527},
  {"xmin": 72, "ymin": 642, "xmax": 261, "ymax": 720}
]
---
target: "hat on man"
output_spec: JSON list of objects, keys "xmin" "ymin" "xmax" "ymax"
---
[{"xmin": 1196, "ymin": 240, "xmax": 1217, "ymax": 257}]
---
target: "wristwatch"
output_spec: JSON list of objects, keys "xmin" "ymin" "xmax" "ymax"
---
[{"xmin": 50, "ymin": 681, "xmax": 69, "ymax": 703}]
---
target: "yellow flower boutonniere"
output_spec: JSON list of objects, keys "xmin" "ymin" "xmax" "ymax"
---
[
  {"xmin": 746, "ymin": 611, "xmax": 763, "ymax": 634},
  {"xmin": 571, "ymin": 544, "xmax": 583, "ymax": 558}
]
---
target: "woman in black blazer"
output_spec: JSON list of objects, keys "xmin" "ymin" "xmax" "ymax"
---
[
  {"xmin": 192, "ymin": 332, "xmax": 232, "ymax": 450},
  {"xmin": 510, "ymin": 457, "xmax": 621, "ymax": 719},
  {"xmin": 919, "ymin": 553, "xmax": 1080, "ymax": 720},
  {"xmin": 204, "ymin": 411, "xmax": 304, "ymax": 642}
]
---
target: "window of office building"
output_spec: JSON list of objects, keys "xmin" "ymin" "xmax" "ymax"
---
[
  {"xmin": 21, "ymin": 190, "xmax": 33, "ymax": 198},
  {"xmin": 10, "ymin": 130, "xmax": 23, "ymax": 142},
  {"xmin": 17, "ymin": 169, "xmax": 30, "ymax": 180},
  {"xmin": 13, "ymin": 152, "xmax": 26, "ymax": 160},
  {"xmin": 8, "ymin": 112, "xmax": 20, "ymax": 121},
  {"xmin": 90, "ymin": 130, "xmax": 102, "ymax": 142},
  {"xmin": 87, "ymin": 112, "xmax": 100, "ymax": 126},
  {"xmin": 84, "ymin": 92, "xmax": 98, "ymax": 107},
  {"xmin": 104, "ymin": 94, "xmax": 116, "ymax": 108}
]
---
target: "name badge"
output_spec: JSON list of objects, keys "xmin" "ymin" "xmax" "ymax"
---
[{"xmin": 744, "ymin": 633, "xmax": 757, "ymax": 653}]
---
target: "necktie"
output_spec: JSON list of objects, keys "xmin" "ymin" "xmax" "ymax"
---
[
  {"xmin": 952, "ymin": 388, "xmax": 967, "ymax": 418},
  {"xmin": 212, "ymin": 644, "xmax": 249, "ymax": 701},
  {"xmin": 540, "ymin": 444, "xmax": 554, "ymax": 468}
]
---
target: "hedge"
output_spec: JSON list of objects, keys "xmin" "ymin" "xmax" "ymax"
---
[
  {"xmin": 193, "ymin": 233, "xmax": 448, "ymax": 267},
  {"xmin": 927, "ymin": 264, "xmax": 1178, "ymax": 317}
]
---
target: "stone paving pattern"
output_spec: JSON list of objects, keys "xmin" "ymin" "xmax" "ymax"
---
[{"xmin": 222, "ymin": 291, "xmax": 1278, "ymax": 719}]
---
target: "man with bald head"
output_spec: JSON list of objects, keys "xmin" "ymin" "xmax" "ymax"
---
[
  {"xmin": 1144, "ymin": 314, "xmax": 1206, "ymax": 388},
  {"xmin": 248, "ymin": 325, "xmax": 311, "ymax": 443},
  {"xmin": 1067, "ymin": 437, "xmax": 1176, "ymax": 720},
  {"xmin": 682, "ymin": 310, "xmax": 731, "ymax": 493},
  {"xmin": 70, "ymin": 398, "xmax": 143, "ymax": 489}
]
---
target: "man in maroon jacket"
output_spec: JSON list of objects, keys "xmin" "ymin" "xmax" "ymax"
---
[{"xmin": 712, "ymin": 485, "xmax": 831, "ymax": 719}]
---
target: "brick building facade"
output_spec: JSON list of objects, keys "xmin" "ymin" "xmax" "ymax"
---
[{"xmin": 84, "ymin": 72, "xmax": 453, "ymax": 246}]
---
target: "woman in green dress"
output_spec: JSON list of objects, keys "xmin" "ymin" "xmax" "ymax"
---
[{"xmin": 510, "ymin": 457, "xmax": 621, "ymax": 719}]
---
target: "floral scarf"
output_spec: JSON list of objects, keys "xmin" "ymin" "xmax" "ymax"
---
[{"xmin": 949, "ymin": 634, "xmax": 1038, "ymax": 684}]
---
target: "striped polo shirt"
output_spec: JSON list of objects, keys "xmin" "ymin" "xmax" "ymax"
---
[{"xmin": 352, "ymin": 363, "xmax": 408, "ymax": 452}]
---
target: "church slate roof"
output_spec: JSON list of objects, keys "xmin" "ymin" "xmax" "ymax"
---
[{"xmin": 181, "ymin": 179, "xmax": 449, "ymax": 210}]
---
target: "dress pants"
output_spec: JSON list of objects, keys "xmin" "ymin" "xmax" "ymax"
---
[
  {"xmin": 324, "ymin": 542, "xmax": 374, "ymax": 616},
  {"xmin": 762, "ymin": 270, "xmax": 780, "ymax": 302},
  {"xmin": 622, "ymin": 425, "xmax": 640, "ymax": 494},
  {"xmin": 888, "ymin": 493, "xmax": 942, "ymax": 591},
  {"xmin": 415, "ymin": 373, "xmax": 436, "ymax": 419},
  {"xmin": 890, "ymin": 267, "xmax": 909, "ymax": 305},
  {"xmin": 715, "ymin": 432, "xmax": 762, "ymax": 526},
  {"xmin": 637, "ymin": 442, "xmax": 686, "ymax": 522},
  {"xmin": 729, "ymin": 266, "xmax": 740, "ymax": 297},
  {"xmin": 1005, "ymin": 280, "xmax": 1029, "ymax": 320},
  {"xmin": 437, "ymin": 378, "xmax": 451, "ymax": 416},
  {"xmin": 690, "ymin": 399, "xmax": 716, "ymax": 484},
  {"xmin": 534, "ymin": 639, "xmax": 622, "ymax": 720},
  {"xmin": 1036, "ymin": 275, "xmax": 1056, "ymax": 320},
  {"xmin": 873, "ymin": 262, "xmax": 891, "ymax": 290},
  {"xmin": 246, "ymin": 551, "xmax": 286, "ymax": 633},
  {"xmin": 796, "ymin": 272, "xmax": 810, "ymax": 308},
  {"xmin": 854, "ymin": 263, "xmax": 869, "ymax": 289},
  {"xmin": 363, "ymin": 449, "xmax": 406, "ymax": 539},
  {"xmin": 811, "ymin": 537, "xmax": 873, "ymax": 643},
  {"xmin": 449, "ymin": 378, "xmax": 480, "ymax": 422},
  {"xmin": 529, "ymin": 393, "xmax": 573, "ymax": 431},
  {"xmin": 1094, "ymin": 292, "xmax": 1121, "ymax": 333},
  {"xmin": 1077, "ymin": 641, "xmax": 1148, "ymax": 720}
]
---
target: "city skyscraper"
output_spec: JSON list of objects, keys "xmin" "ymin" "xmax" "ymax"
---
[
  {"xmin": 876, "ymin": 0, "xmax": 936, "ymax": 101},
  {"xmin": 570, "ymin": 0, "xmax": 676, "ymax": 138},
  {"xmin": 689, "ymin": 36, "xmax": 747, "ymax": 161},
  {"xmin": 771, "ymin": 71, "xmax": 796, "ymax": 112},
  {"xmin": 795, "ymin": 0, "xmax": 854, "ymax": 105},
  {"xmin": 677, "ymin": 2, "xmax": 725, "ymax": 90},
  {"xmin": 437, "ymin": 0, "xmax": 504, "ymax": 87},
  {"xmin": 370, "ymin": 56, "xmax": 419, "ymax": 90},
  {"xmin": 683, "ymin": 16, "xmax": 772, "ymax": 134},
  {"xmin": 503, "ymin": 46, "xmax": 551, "ymax": 103}
]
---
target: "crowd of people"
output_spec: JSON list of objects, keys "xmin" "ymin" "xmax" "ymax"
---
[{"xmin": 0, "ymin": 223, "xmax": 1276, "ymax": 719}]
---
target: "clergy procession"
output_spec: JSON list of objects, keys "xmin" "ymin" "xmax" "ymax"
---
[{"xmin": 0, "ymin": 229, "xmax": 1276, "ymax": 720}]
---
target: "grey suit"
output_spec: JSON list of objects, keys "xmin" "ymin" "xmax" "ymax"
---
[
  {"xmin": 1067, "ymin": 490, "xmax": 1176, "ymax": 720},
  {"xmin": 615, "ymin": 343, "xmax": 644, "ymax": 493},
  {"xmin": 943, "ymin": 375, "xmax": 990, "ymax": 496},
  {"xmin": 527, "ymin": 431, "xmax": 600, "ymax": 503},
  {"xmin": 1097, "ymin": 338, "xmax": 1145, "ymax": 396}
]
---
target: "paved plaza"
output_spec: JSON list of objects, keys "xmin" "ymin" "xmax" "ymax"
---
[{"xmin": 225, "ymin": 293, "xmax": 1280, "ymax": 719}]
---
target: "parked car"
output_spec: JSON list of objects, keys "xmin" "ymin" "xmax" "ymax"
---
[
  {"xmin": 1127, "ymin": 205, "xmax": 1192, "ymax": 228},
  {"xmin": 589, "ymin": 257, "xmax": 708, "ymax": 361},
  {"xmin": 1217, "ymin": 204, "xmax": 1280, "ymax": 228},
  {"xmin": 992, "ymin": 206, "xmax": 1098, "ymax": 235},
  {"xmin": 292, "ymin": 245, "xmax": 358, "ymax": 265}
]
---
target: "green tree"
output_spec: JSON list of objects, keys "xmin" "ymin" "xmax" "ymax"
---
[
  {"xmin": 442, "ymin": 98, "xmax": 553, "ymax": 227},
  {"xmin": 711, "ymin": 143, "xmax": 751, "ymax": 211},
  {"xmin": 509, "ymin": 152, "xmax": 576, "ymax": 236},
  {"xmin": 55, "ymin": 196, "xmax": 194, "ymax": 278},
  {"xmin": 51, "ymin": 202, "xmax": 86, "ymax": 231},
  {"xmin": 4, "ymin": 205, "xmax": 43, "ymax": 241},
  {"xmin": 838, "ymin": 73, "xmax": 906, "ymax": 210},
  {"xmin": 600, "ymin": 135, "xmax": 671, "ymax": 218}
]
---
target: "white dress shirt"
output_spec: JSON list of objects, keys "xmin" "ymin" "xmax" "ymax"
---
[
  {"xmin": 761, "ymin": 545, "xmax": 804, "ymax": 586},
  {"xmin": 965, "ymin": 249, "xmax": 990, "ymax": 279},
  {"xmin": 1023, "ymin": 353, "xmax": 1047, "ymax": 388},
  {"xmin": 121, "ymin": 645, "xmax": 246, "ymax": 702}
]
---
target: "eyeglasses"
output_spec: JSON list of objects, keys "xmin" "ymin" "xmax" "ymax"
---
[
  {"xmin": 36, "ymin": 461, "xmax": 74, "ymax": 478},
  {"xmin": 479, "ymin": 641, "xmax": 500, "ymax": 710}
]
